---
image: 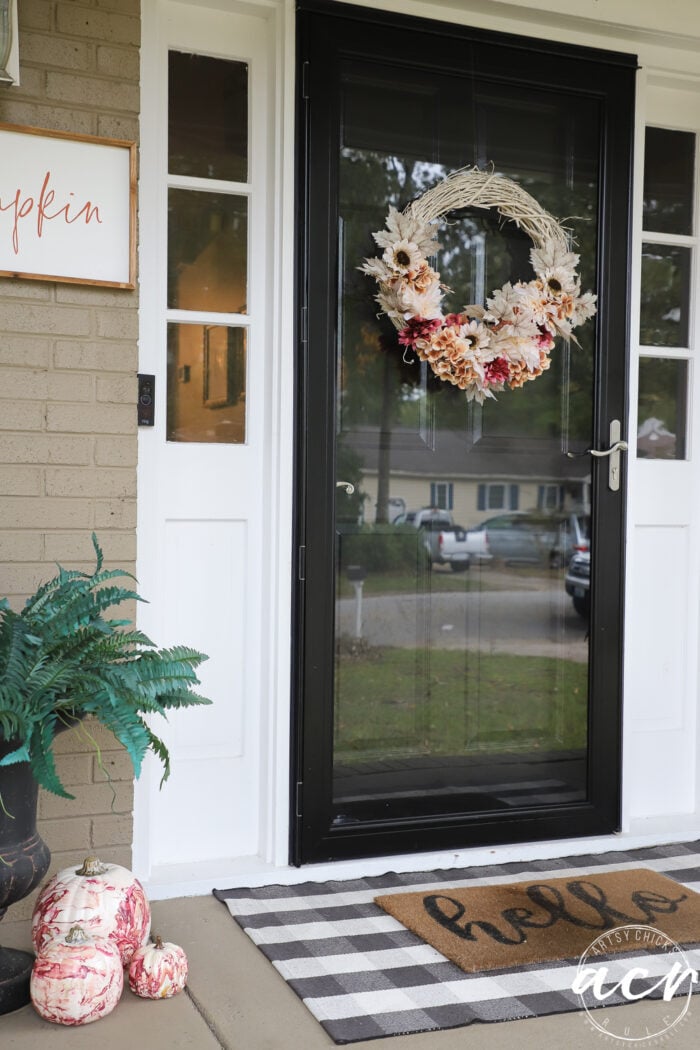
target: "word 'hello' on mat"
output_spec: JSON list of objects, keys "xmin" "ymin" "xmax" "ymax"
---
[{"xmin": 375, "ymin": 868, "xmax": 700, "ymax": 973}]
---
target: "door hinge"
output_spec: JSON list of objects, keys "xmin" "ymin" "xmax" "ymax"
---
[
  {"xmin": 298, "ymin": 545, "xmax": 306, "ymax": 581},
  {"xmin": 295, "ymin": 780, "xmax": 303, "ymax": 818},
  {"xmin": 302, "ymin": 61, "xmax": 310, "ymax": 100}
]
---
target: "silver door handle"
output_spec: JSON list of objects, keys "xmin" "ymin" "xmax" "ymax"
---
[
  {"xmin": 566, "ymin": 420, "xmax": 627, "ymax": 492},
  {"xmin": 336, "ymin": 481, "xmax": 355, "ymax": 494},
  {"xmin": 588, "ymin": 440, "xmax": 628, "ymax": 458}
]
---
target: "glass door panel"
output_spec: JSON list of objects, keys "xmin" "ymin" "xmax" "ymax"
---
[{"xmin": 332, "ymin": 63, "xmax": 596, "ymax": 825}]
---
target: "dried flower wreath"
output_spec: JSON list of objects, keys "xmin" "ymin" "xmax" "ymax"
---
[{"xmin": 360, "ymin": 167, "xmax": 597, "ymax": 404}]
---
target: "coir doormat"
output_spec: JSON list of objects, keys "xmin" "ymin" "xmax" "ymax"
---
[
  {"xmin": 374, "ymin": 868, "xmax": 700, "ymax": 973},
  {"xmin": 214, "ymin": 841, "xmax": 700, "ymax": 1044}
]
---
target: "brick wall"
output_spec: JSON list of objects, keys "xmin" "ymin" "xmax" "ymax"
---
[{"xmin": 0, "ymin": 0, "xmax": 140, "ymax": 918}]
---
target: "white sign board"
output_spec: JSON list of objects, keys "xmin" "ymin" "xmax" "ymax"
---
[{"xmin": 0, "ymin": 124, "xmax": 136, "ymax": 288}]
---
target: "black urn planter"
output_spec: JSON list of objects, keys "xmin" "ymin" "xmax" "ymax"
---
[{"xmin": 0, "ymin": 738, "xmax": 51, "ymax": 1015}]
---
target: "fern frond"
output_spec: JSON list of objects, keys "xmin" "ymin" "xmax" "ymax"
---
[
  {"xmin": 0, "ymin": 741, "xmax": 30, "ymax": 765},
  {"xmin": 91, "ymin": 531, "xmax": 104, "ymax": 573},
  {"xmin": 0, "ymin": 533, "xmax": 211, "ymax": 800},
  {"xmin": 27, "ymin": 718, "xmax": 74, "ymax": 798},
  {"xmin": 85, "ymin": 705, "xmax": 150, "ymax": 779},
  {"xmin": 146, "ymin": 729, "xmax": 171, "ymax": 787}
]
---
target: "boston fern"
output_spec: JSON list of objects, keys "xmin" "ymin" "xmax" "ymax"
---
[{"xmin": 0, "ymin": 534, "xmax": 210, "ymax": 798}]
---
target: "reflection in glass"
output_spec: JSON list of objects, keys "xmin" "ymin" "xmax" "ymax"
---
[
  {"xmin": 332, "ymin": 62, "xmax": 598, "ymax": 824},
  {"xmin": 643, "ymin": 128, "xmax": 695, "ymax": 236},
  {"xmin": 637, "ymin": 357, "xmax": 687, "ymax": 460},
  {"xmin": 168, "ymin": 52, "xmax": 248, "ymax": 183},
  {"xmin": 640, "ymin": 244, "xmax": 691, "ymax": 347},
  {"xmin": 475, "ymin": 87, "xmax": 598, "ymax": 447},
  {"xmin": 167, "ymin": 323, "xmax": 246, "ymax": 443},
  {"xmin": 168, "ymin": 189, "xmax": 247, "ymax": 313}
]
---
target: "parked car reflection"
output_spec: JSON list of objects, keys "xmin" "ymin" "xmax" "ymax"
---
[
  {"xmin": 468, "ymin": 510, "xmax": 591, "ymax": 570},
  {"xmin": 565, "ymin": 551, "xmax": 590, "ymax": 617},
  {"xmin": 548, "ymin": 513, "xmax": 591, "ymax": 569},
  {"xmin": 469, "ymin": 512, "xmax": 542, "ymax": 564}
]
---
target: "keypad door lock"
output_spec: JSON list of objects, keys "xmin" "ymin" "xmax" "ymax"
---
[{"xmin": 137, "ymin": 373, "xmax": 155, "ymax": 427}]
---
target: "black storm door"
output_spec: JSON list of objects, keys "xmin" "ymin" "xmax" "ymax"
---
[{"xmin": 293, "ymin": 0, "xmax": 635, "ymax": 864}]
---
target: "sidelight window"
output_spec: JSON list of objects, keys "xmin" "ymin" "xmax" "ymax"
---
[
  {"xmin": 166, "ymin": 51, "xmax": 250, "ymax": 444},
  {"xmin": 637, "ymin": 127, "xmax": 695, "ymax": 460}
]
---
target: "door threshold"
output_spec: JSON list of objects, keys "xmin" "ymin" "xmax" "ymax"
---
[{"xmin": 142, "ymin": 821, "xmax": 700, "ymax": 900}]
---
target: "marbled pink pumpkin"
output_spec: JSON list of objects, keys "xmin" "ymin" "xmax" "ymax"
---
[
  {"xmin": 128, "ymin": 935, "xmax": 189, "ymax": 999},
  {"xmin": 32, "ymin": 856, "xmax": 151, "ymax": 965},
  {"xmin": 30, "ymin": 925, "xmax": 123, "ymax": 1025}
]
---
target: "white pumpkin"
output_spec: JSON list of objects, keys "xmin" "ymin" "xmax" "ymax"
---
[
  {"xmin": 128, "ymin": 935, "xmax": 188, "ymax": 999},
  {"xmin": 32, "ymin": 856, "xmax": 151, "ymax": 965},
  {"xmin": 30, "ymin": 925, "xmax": 123, "ymax": 1025}
]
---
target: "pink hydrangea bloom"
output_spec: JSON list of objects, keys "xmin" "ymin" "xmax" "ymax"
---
[
  {"xmin": 398, "ymin": 316, "xmax": 443, "ymax": 349},
  {"xmin": 484, "ymin": 357, "xmax": 511, "ymax": 385}
]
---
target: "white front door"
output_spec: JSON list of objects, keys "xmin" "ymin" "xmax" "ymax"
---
[{"xmin": 135, "ymin": 0, "xmax": 280, "ymax": 878}]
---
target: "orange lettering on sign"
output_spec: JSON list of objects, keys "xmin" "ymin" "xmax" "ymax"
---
[{"xmin": 0, "ymin": 171, "xmax": 103, "ymax": 254}]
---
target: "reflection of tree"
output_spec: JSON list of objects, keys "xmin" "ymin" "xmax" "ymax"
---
[
  {"xmin": 640, "ymin": 247, "xmax": 689, "ymax": 347},
  {"xmin": 643, "ymin": 128, "xmax": 695, "ymax": 236}
]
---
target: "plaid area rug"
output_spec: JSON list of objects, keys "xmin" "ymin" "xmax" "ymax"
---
[{"xmin": 213, "ymin": 841, "xmax": 700, "ymax": 1044}]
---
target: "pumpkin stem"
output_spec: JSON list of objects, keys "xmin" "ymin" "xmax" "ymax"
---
[
  {"xmin": 65, "ymin": 926, "xmax": 90, "ymax": 945},
  {"xmin": 154, "ymin": 935, "xmax": 164, "ymax": 950},
  {"xmin": 76, "ymin": 856, "xmax": 109, "ymax": 876}
]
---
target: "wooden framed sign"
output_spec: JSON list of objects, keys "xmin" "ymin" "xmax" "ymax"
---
[{"xmin": 0, "ymin": 124, "xmax": 136, "ymax": 288}]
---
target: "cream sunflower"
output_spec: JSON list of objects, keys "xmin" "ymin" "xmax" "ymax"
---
[{"xmin": 382, "ymin": 239, "xmax": 424, "ymax": 274}]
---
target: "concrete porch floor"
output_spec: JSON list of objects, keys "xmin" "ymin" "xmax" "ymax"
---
[{"xmin": 1, "ymin": 894, "xmax": 698, "ymax": 1049}]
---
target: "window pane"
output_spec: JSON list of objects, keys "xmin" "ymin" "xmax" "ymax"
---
[
  {"xmin": 167, "ymin": 323, "xmax": 246, "ymax": 443},
  {"xmin": 168, "ymin": 189, "xmax": 247, "ymax": 312},
  {"xmin": 640, "ymin": 243, "xmax": 691, "ymax": 347},
  {"xmin": 488, "ymin": 485, "xmax": 505, "ymax": 510},
  {"xmin": 637, "ymin": 357, "xmax": 687, "ymax": 460},
  {"xmin": 430, "ymin": 482, "xmax": 452, "ymax": 509},
  {"xmin": 643, "ymin": 127, "xmax": 695, "ymax": 236},
  {"xmin": 169, "ymin": 52, "xmax": 248, "ymax": 182}
]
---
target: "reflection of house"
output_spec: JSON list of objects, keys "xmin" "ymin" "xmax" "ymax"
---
[
  {"xmin": 344, "ymin": 426, "xmax": 591, "ymax": 525},
  {"xmin": 637, "ymin": 416, "xmax": 676, "ymax": 459}
]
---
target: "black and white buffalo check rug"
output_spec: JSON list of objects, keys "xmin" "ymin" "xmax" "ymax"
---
[{"xmin": 213, "ymin": 840, "xmax": 700, "ymax": 1044}]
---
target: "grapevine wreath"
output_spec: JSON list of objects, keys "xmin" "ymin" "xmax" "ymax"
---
[{"xmin": 361, "ymin": 167, "xmax": 597, "ymax": 404}]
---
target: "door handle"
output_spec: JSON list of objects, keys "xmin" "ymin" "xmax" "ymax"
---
[
  {"xmin": 566, "ymin": 420, "xmax": 628, "ymax": 492},
  {"xmin": 336, "ymin": 481, "xmax": 355, "ymax": 494},
  {"xmin": 588, "ymin": 440, "xmax": 629, "ymax": 458}
]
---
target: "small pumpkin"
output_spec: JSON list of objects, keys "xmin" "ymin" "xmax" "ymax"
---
[
  {"xmin": 128, "ymin": 935, "xmax": 188, "ymax": 999},
  {"xmin": 32, "ymin": 856, "xmax": 151, "ymax": 965},
  {"xmin": 30, "ymin": 925, "xmax": 123, "ymax": 1025}
]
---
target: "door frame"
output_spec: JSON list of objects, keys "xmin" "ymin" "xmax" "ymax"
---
[{"xmin": 291, "ymin": 0, "xmax": 636, "ymax": 866}]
